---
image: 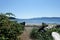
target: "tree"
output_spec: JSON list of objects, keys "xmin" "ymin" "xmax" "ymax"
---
[
  {"xmin": 5, "ymin": 13, "xmax": 15, "ymax": 17},
  {"xmin": 20, "ymin": 22, "xmax": 25, "ymax": 25}
]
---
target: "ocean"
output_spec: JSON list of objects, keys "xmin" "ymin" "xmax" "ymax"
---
[{"xmin": 11, "ymin": 18, "xmax": 60, "ymax": 24}]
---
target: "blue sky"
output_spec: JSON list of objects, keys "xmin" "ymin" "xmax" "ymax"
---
[{"xmin": 0, "ymin": 0, "xmax": 60, "ymax": 19}]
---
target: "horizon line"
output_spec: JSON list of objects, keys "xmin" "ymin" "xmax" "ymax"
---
[{"xmin": 16, "ymin": 16, "xmax": 60, "ymax": 19}]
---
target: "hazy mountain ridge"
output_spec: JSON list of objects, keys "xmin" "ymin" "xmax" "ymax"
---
[
  {"xmin": 10, "ymin": 17, "xmax": 60, "ymax": 24},
  {"xmin": 10, "ymin": 17, "xmax": 60, "ymax": 20},
  {"xmin": 29, "ymin": 17, "xmax": 60, "ymax": 20}
]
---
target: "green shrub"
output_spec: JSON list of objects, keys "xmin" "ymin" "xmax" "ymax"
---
[
  {"xmin": 30, "ymin": 26, "xmax": 60, "ymax": 40},
  {"xmin": 38, "ymin": 23, "xmax": 48, "ymax": 32},
  {"xmin": 30, "ymin": 28, "xmax": 39, "ymax": 39},
  {"xmin": 0, "ymin": 14, "xmax": 25, "ymax": 40}
]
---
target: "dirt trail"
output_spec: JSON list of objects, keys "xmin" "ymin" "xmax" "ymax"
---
[{"xmin": 20, "ymin": 27, "xmax": 33, "ymax": 40}]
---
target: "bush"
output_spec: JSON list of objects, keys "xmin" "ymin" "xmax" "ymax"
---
[
  {"xmin": 30, "ymin": 26, "xmax": 60, "ymax": 40},
  {"xmin": 0, "ymin": 14, "xmax": 25, "ymax": 40},
  {"xmin": 38, "ymin": 23, "xmax": 48, "ymax": 32},
  {"xmin": 30, "ymin": 28, "xmax": 39, "ymax": 39}
]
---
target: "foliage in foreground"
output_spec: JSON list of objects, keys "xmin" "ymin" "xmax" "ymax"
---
[
  {"xmin": 30, "ymin": 25, "xmax": 60, "ymax": 40},
  {"xmin": 0, "ymin": 13, "xmax": 25, "ymax": 40}
]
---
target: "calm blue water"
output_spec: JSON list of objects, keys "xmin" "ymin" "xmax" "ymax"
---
[{"xmin": 11, "ymin": 18, "xmax": 60, "ymax": 24}]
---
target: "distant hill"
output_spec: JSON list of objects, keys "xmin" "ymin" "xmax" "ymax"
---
[
  {"xmin": 9, "ymin": 17, "xmax": 16, "ymax": 19},
  {"xmin": 10, "ymin": 17, "xmax": 60, "ymax": 24},
  {"xmin": 30, "ymin": 17, "xmax": 60, "ymax": 20}
]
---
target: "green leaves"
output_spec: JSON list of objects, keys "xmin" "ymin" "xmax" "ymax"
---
[
  {"xmin": 0, "ymin": 13, "xmax": 25, "ymax": 40},
  {"xmin": 30, "ymin": 26, "xmax": 60, "ymax": 40},
  {"xmin": 5, "ymin": 13, "xmax": 15, "ymax": 17}
]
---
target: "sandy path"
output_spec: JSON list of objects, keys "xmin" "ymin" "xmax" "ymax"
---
[{"xmin": 20, "ymin": 27, "xmax": 33, "ymax": 40}]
